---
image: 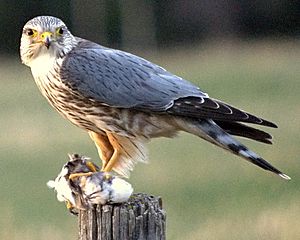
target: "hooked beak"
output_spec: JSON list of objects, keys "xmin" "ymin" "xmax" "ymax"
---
[{"xmin": 40, "ymin": 31, "xmax": 53, "ymax": 49}]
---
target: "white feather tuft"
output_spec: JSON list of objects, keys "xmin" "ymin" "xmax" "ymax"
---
[
  {"xmin": 47, "ymin": 180, "xmax": 56, "ymax": 189},
  {"xmin": 110, "ymin": 178, "xmax": 133, "ymax": 203}
]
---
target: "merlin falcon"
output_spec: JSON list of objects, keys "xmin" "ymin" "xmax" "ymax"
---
[{"xmin": 20, "ymin": 16, "xmax": 290, "ymax": 180}]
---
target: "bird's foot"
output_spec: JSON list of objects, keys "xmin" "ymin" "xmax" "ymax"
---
[
  {"xmin": 99, "ymin": 164, "xmax": 114, "ymax": 180},
  {"xmin": 66, "ymin": 200, "xmax": 73, "ymax": 209},
  {"xmin": 65, "ymin": 200, "xmax": 78, "ymax": 215},
  {"xmin": 86, "ymin": 160, "xmax": 98, "ymax": 172},
  {"xmin": 68, "ymin": 159, "xmax": 100, "ymax": 180},
  {"xmin": 68, "ymin": 170, "xmax": 112, "ymax": 181},
  {"xmin": 102, "ymin": 171, "xmax": 113, "ymax": 181},
  {"xmin": 69, "ymin": 172, "xmax": 93, "ymax": 180}
]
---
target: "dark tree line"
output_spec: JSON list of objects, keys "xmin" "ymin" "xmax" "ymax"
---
[{"xmin": 0, "ymin": 0, "xmax": 299, "ymax": 54}]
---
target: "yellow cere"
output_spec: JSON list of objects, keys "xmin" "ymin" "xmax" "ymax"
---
[{"xmin": 41, "ymin": 31, "xmax": 53, "ymax": 40}]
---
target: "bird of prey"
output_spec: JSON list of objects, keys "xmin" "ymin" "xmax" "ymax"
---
[{"xmin": 20, "ymin": 16, "xmax": 290, "ymax": 180}]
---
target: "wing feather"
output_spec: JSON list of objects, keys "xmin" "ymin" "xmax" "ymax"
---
[
  {"xmin": 60, "ymin": 39, "xmax": 206, "ymax": 111},
  {"xmin": 168, "ymin": 97, "xmax": 277, "ymax": 127},
  {"xmin": 60, "ymin": 38, "xmax": 276, "ymax": 128}
]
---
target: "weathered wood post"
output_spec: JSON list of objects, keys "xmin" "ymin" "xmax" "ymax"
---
[{"xmin": 78, "ymin": 193, "xmax": 166, "ymax": 240}]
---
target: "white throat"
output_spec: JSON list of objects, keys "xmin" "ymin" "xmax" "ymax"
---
[{"xmin": 29, "ymin": 47, "xmax": 58, "ymax": 77}]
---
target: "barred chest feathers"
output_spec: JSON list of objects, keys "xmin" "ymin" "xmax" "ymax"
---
[
  {"xmin": 29, "ymin": 52, "xmax": 90, "ymax": 128},
  {"xmin": 28, "ymin": 52, "xmax": 122, "ymax": 134},
  {"xmin": 28, "ymin": 49, "xmax": 180, "ymax": 138}
]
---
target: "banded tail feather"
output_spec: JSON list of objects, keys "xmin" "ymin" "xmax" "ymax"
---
[{"xmin": 179, "ymin": 118, "xmax": 290, "ymax": 180}]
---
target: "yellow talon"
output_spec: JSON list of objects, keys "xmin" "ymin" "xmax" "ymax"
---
[
  {"xmin": 86, "ymin": 160, "xmax": 98, "ymax": 172},
  {"xmin": 66, "ymin": 200, "xmax": 73, "ymax": 209},
  {"xmin": 103, "ymin": 172, "xmax": 112, "ymax": 181},
  {"xmin": 69, "ymin": 172, "xmax": 93, "ymax": 180}
]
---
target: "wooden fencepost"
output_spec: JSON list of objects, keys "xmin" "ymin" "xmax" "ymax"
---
[{"xmin": 78, "ymin": 193, "xmax": 166, "ymax": 240}]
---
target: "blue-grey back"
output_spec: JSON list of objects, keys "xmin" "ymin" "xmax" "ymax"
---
[{"xmin": 60, "ymin": 38, "xmax": 207, "ymax": 111}]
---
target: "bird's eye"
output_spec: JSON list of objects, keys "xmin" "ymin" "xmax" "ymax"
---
[
  {"xmin": 56, "ymin": 27, "xmax": 64, "ymax": 35},
  {"xmin": 24, "ymin": 28, "xmax": 35, "ymax": 37}
]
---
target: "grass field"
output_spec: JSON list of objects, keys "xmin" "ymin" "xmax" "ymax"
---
[{"xmin": 0, "ymin": 40, "xmax": 299, "ymax": 239}]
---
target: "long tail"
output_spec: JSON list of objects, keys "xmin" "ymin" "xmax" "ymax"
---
[
  {"xmin": 177, "ymin": 118, "xmax": 290, "ymax": 180},
  {"xmin": 215, "ymin": 121, "xmax": 273, "ymax": 144}
]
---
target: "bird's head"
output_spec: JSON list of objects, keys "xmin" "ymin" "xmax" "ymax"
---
[{"xmin": 20, "ymin": 16, "xmax": 77, "ymax": 66}]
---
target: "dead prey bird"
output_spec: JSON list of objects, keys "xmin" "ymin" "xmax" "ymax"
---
[{"xmin": 47, "ymin": 154, "xmax": 133, "ymax": 214}]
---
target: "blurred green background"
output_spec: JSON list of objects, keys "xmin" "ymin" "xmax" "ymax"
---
[{"xmin": 0, "ymin": 1, "xmax": 299, "ymax": 239}]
